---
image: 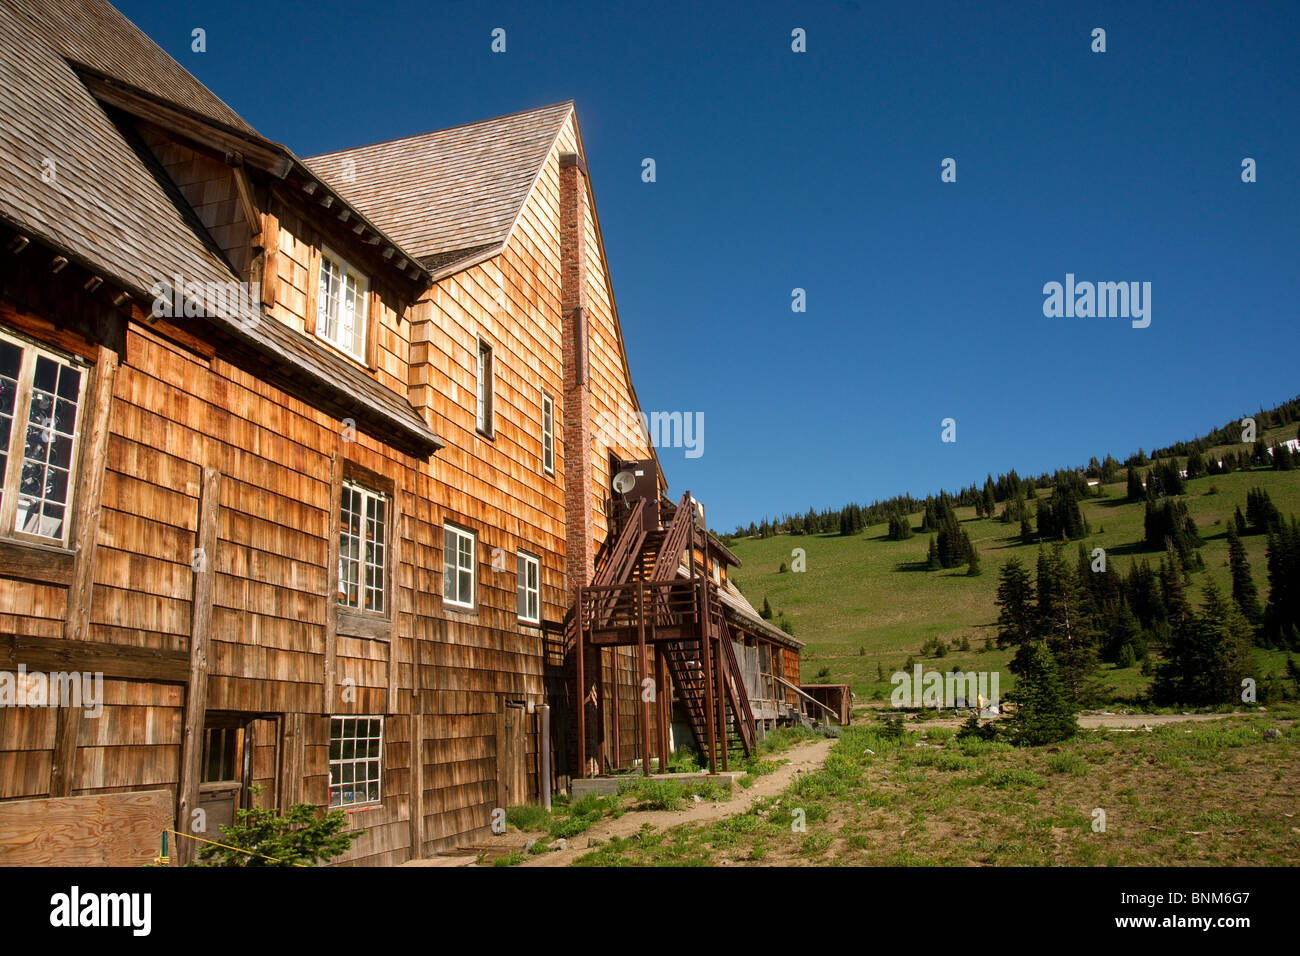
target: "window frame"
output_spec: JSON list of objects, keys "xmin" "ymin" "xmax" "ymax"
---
[
  {"xmin": 327, "ymin": 715, "xmax": 384, "ymax": 809},
  {"xmin": 475, "ymin": 338, "xmax": 494, "ymax": 438},
  {"xmin": 541, "ymin": 392, "xmax": 555, "ymax": 476},
  {"xmin": 0, "ymin": 328, "xmax": 89, "ymax": 549},
  {"xmin": 315, "ymin": 245, "xmax": 370, "ymax": 362},
  {"xmin": 516, "ymin": 550, "xmax": 541, "ymax": 624},
  {"xmin": 337, "ymin": 478, "xmax": 389, "ymax": 616},
  {"xmin": 442, "ymin": 522, "xmax": 477, "ymax": 611}
]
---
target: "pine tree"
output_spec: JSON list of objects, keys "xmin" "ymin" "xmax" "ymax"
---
[
  {"xmin": 1153, "ymin": 581, "xmax": 1255, "ymax": 705},
  {"xmin": 995, "ymin": 558, "xmax": 1036, "ymax": 648},
  {"xmin": 1126, "ymin": 468, "xmax": 1145, "ymax": 501},
  {"xmin": 966, "ymin": 538, "xmax": 981, "ymax": 576},
  {"xmin": 760, "ymin": 596, "xmax": 773, "ymax": 620},
  {"xmin": 1226, "ymin": 523, "xmax": 1263, "ymax": 627},
  {"xmin": 925, "ymin": 536, "xmax": 940, "ymax": 571},
  {"xmin": 1008, "ymin": 640, "xmax": 1078, "ymax": 746}
]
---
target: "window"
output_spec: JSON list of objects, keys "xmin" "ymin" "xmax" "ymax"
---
[
  {"xmin": 541, "ymin": 393, "xmax": 555, "ymax": 475},
  {"xmin": 339, "ymin": 480, "xmax": 387, "ymax": 614},
  {"xmin": 328, "ymin": 716, "xmax": 382, "ymax": 807},
  {"xmin": 442, "ymin": 524, "xmax": 476, "ymax": 609},
  {"xmin": 0, "ymin": 330, "xmax": 87, "ymax": 547},
  {"xmin": 516, "ymin": 551, "xmax": 540, "ymax": 623},
  {"xmin": 316, "ymin": 248, "xmax": 368, "ymax": 360},
  {"xmin": 475, "ymin": 339, "xmax": 493, "ymax": 435}
]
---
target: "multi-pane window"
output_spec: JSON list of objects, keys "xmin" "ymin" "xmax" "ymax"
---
[
  {"xmin": 0, "ymin": 331, "xmax": 86, "ymax": 546},
  {"xmin": 541, "ymin": 393, "xmax": 555, "ymax": 475},
  {"xmin": 328, "ymin": 716, "xmax": 382, "ymax": 807},
  {"xmin": 442, "ymin": 524, "xmax": 475, "ymax": 609},
  {"xmin": 316, "ymin": 248, "xmax": 368, "ymax": 360},
  {"xmin": 338, "ymin": 481, "xmax": 387, "ymax": 614},
  {"xmin": 517, "ymin": 551, "xmax": 540, "ymax": 624},
  {"xmin": 476, "ymin": 340, "xmax": 493, "ymax": 435}
]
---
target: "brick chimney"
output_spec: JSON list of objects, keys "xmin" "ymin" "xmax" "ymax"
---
[{"xmin": 560, "ymin": 151, "xmax": 593, "ymax": 604}]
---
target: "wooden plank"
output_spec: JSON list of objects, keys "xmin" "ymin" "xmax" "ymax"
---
[
  {"xmin": 176, "ymin": 467, "xmax": 220, "ymax": 866},
  {"xmin": 322, "ymin": 448, "xmax": 340, "ymax": 713},
  {"xmin": 0, "ymin": 538, "xmax": 74, "ymax": 586},
  {"xmin": 0, "ymin": 635, "xmax": 189, "ymax": 683},
  {"xmin": 278, "ymin": 712, "xmax": 304, "ymax": 811},
  {"xmin": 0, "ymin": 790, "xmax": 172, "ymax": 866},
  {"xmin": 407, "ymin": 706, "xmax": 424, "ymax": 860},
  {"xmin": 48, "ymin": 704, "xmax": 82, "ymax": 798},
  {"xmin": 386, "ymin": 482, "xmax": 402, "ymax": 715},
  {"xmin": 64, "ymin": 343, "xmax": 119, "ymax": 642}
]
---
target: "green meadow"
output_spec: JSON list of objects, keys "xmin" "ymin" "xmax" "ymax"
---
[{"xmin": 729, "ymin": 425, "xmax": 1300, "ymax": 707}]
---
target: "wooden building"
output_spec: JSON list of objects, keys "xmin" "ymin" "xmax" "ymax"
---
[{"xmin": 0, "ymin": 0, "xmax": 800, "ymax": 866}]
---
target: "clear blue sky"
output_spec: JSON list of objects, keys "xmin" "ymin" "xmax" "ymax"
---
[{"xmin": 122, "ymin": 0, "xmax": 1300, "ymax": 532}]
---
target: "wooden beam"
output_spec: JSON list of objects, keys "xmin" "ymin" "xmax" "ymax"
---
[
  {"xmin": 385, "ymin": 484, "xmax": 402, "ymax": 716},
  {"xmin": 0, "ymin": 538, "xmax": 74, "ymax": 586},
  {"xmin": 176, "ymin": 467, "xmax": 221, "ymax": 865},
  {"xmin": 64, "ymin": 344, "xmax": 118, "ymax": 642},
  {"xmin": 1, "ymin": 635, "xmax": 188, "ymax": 683},
  {"xmin": 322, "ymin": 449, "xmax": 341, "ymax": 714},
  {"xmin": 79, "ymin": 72, "xmax": 293, "ymax": 178},
  {"xmin": 407, "ymin": 705, "xmax": 424, "ymax": 860},
  {"xmin": 278, "ymin": 713, "xmax": 305, "ymax": 812},
  {"xmin": 228, "ymin": 162, "xmax": 263, "ymax": 247},
  {"xmin": 48, "ymin": 703, "xmax": 82, "ymax": 798}
]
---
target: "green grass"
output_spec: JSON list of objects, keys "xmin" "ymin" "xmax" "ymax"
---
[
  {"xmin": 729, "ymin": 445, "xmax": 1300, "ymax": 706},
  {"xmin": 574, "ymin": 707, "xmax": 1300, "ymax": 866}
]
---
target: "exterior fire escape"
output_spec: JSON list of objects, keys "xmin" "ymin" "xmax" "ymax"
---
[{"xmin": 567, "ymin": 491, "xmax": 756, "ymax": 777}]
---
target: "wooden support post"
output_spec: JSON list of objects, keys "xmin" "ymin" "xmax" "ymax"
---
[
  {"xmin": 716, "ymin": 634, "xmax": 729, "ymax": 772},
  {"xmin": 637, "ymin": 583, "xmax": 650, "ymax": 777},
  {"xmin": 594, "ymin": 647, "xmax": 606, "ymax": 772},
  {"xmin": 699, "ymin": 581, "xmax": 717, "ymax": 774},
  {"xmin": 408, "ymin": 704, "xmax": 424, "ymax": 860},
  {"xmin": 322, "ymin": 449, "xmax": 341, "ymax": 714},
  {"xmin": 385, "ymin": 484, "xmax": 403, "ymax": 716},
  {"xmin": 656, "ymin": 645, "xmax": 670, "ymax": 774},
  {"xmin": 51, "ymin": 344, "xmax": 118, "ymax": 797},
  {"xmin": 176, "ymin": 467, "xmax": 221, "ymax": 865},
  {"xmin": 575, "ymin": 586, "xmax": 586, "ymax": 779},
  {"xmin": 278, "ymin": 713, "xmax": 304, "ymax": 811}
]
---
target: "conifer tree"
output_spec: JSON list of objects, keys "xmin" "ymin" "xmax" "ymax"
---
[
  {"xmin": 1226, "ymin": 523, "xmax": 1263, "ymax": 627},
  {"xmin": 1008, "ymin": 640, "xmax": 1078, "ymax": 746},
  {"xmin": 925, "ymin": 536, "xmax": 940, "ymax": 571},
  {"xmin": 995, "ymin": 557, "xmax": 1036, "ymax": 649},
  {"xmin": 1154, "ymin": 581, "xmax": 1255, "ymax": 706}
]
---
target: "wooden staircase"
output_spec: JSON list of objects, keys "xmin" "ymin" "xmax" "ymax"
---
[{"xmin": 566, "ymin": 491, "xmax": 756, "ymax": 776}]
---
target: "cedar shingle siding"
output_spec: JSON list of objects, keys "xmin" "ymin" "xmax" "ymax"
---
[{"xmin": 0, "ymin": 0, "xmax": 799, "ymax": 866}]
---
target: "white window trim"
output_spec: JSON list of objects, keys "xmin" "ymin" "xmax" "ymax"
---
[
  {"xmin": 475, "ymin": 338, "xmax": 494, "ymax": 436},
  {"xmin": 338, "ymin": 479, "xmax": 388, "ymax": 615},
  {"xmin": 517, "ymin": 550, "xmax": 541, "ymax": 624},
  {"xmin": 442, "ymin": 523, "xmax": 477, "ymax": 610},
  {"xmin": 315, "ymin": 246, "xmax": 369, "ymax": 362},
  {"xmin": 0, "ymin": 328, "xmax": 88, "ymax": 548},
  {"xmin": 541, "ymin": 393, "xmax": 555, "ymax": 476},
  {"xmin": 328, "ymin": 715, "xmax": 384, "ymax": 809}
]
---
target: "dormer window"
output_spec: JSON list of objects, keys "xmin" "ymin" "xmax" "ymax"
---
[{"xmin": 317, "ymin": 247, "xmax": 368, "ymax": 360}]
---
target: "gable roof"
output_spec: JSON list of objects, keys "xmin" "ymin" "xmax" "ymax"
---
[
  {"xmin": 0, "ymin": 0, "xmax": 441, "ymax": 456},
  {"xmin": 305, "ymin": 102, "xmax": 574, "ymax": 276}
]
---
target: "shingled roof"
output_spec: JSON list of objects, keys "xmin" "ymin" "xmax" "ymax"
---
[
  {"xmin": 0, "ymin": 0, "xmax": 441, "ymax": 455},
  {"xmin": 305, "ymin": 102, "xmax": 575, "ymax": 276}
]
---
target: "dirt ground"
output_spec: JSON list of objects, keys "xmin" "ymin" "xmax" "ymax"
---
[{"xmin": 516, "ymin": 736, "xmax": 837, "ymax": 867}]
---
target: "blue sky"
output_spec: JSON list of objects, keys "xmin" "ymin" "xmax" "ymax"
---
[{"xmin": 122, "ymin": 0, "xmax": 1300, "ymax": 532}]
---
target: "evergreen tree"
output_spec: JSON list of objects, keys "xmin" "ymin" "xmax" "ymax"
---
[
  {"xmin": 966, "ymin": 537, "xmax": 982, "ymax": 576},
  {"xmin": 1226, "ymin": 523, "xmax": 1263, "ymax": 628},
  {"xmin": 995, "ymin": 557, "xmax": 1036, "ymax": 649},
  {"xmin": 760, "ymin": 596, "xmax": 773, "ymax": 620},
  {"xmin": 1008, "ymin": 640, "xmax": 1079, "ymax": 746},
  {"xmin": 1020, "ymin": 505, "xmax": 1035, "ymax": 545},
  {"xmin": 1263, "ymin": 516, "xmax": 1300, "ymax": 647},
  {"xmin": 1246, "ymin": 487, "xmax": 1281, "ymax": 534},
  {"xmin": 1234, "ymin": 506, "xmax": 1248, "ymax": 536},
  {"xmin": 925, "ymin": 536, "xmax": 940, "ymax": 571},
  {"xmin": 1153, "ymin": 581, "xmax": 1256, "ymax": 706},
  {"xmin": 1185, "ymin": 449, "xmax": 1206, "ymax": 479},
  {"xmin": 1126, "ymin": 468, "xmax": 1145, "ymax": 501}
]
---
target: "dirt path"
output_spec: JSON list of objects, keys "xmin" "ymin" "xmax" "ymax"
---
[{"xmin": 517, "ymin": 737, "xmax": 837, "ymax": 867}]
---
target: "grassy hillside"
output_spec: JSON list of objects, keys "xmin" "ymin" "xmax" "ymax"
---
[{"xmin": 729, "ymin": 425, "xmax": 1300, "ymax": 706}]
